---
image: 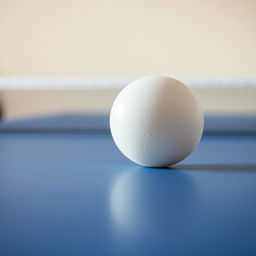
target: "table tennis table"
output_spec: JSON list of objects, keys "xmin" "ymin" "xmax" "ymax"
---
[{"xmin": 0, "ymin": 113, "xmax": 256, "ymax": 256}]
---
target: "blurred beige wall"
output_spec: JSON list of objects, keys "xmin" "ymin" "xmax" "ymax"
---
[
  {"xmin": 0, "ymin": 0, "xmax": 256, "ymax": 77},
  {"xmin": 1, "ymin": 0, "xmax": 256, "ymax": 119}
]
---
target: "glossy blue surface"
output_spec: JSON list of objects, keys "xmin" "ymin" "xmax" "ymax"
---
[{"xmin": 0, "ymin": 117, "xmax": 256, "ymax": 255}]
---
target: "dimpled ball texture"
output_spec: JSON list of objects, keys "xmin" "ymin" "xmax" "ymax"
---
[{"xmin": 110, "ymin": 75, "xmax": 204, "ymax": 167}]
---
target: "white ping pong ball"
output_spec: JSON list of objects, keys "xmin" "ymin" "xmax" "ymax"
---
[{"xmin": 110, "ymin": 75, "xmax": 204, "ymax": 167}]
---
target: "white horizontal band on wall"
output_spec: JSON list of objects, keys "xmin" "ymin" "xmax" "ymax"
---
[{"xmin": 0, "ymin": 77, "xmax": 256, "ymax": 90}]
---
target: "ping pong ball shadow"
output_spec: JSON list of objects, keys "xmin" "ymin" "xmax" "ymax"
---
[{"xmin": 110, "ymin": 167, "xmax": 197, "ymax": 238}]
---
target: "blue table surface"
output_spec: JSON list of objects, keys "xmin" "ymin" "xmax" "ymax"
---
[{"xmin": 0, "ymin": 114, "xmax": 256, "ymax": 256}]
